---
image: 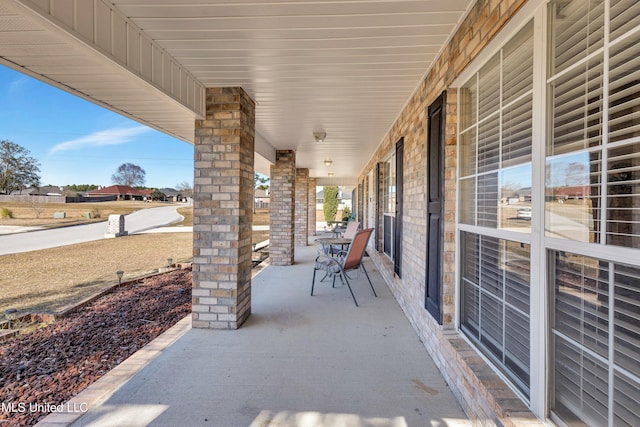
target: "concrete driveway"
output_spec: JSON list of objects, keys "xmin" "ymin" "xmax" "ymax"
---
[{"xmin": 0, "ymin": 205, "xmax": 183, "ymax": 256}]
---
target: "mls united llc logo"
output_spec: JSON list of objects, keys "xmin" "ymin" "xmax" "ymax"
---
[{"xmin": 2, "ymin": 401, "xmax": 88, "ymax": 414}]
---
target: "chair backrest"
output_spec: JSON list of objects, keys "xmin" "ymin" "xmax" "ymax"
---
[
  {"xmin": 343, "ymin": 228, "xmax": 373, "ymax": 271},
  {"xmin": 342, "ymin": 220, "xmax": 360, "ymax": 239}
]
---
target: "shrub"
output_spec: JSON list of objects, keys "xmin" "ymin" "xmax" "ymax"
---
[
  {"xmin": 341, "ymin": 206, "xmax": 351, "ymax": 221},
  {"xmin": 323, "ymin": 186, "xmax": 339, "ymax": 225},
  {"xmin": 0, "ymin": 207, "xmax": 13, "ymax": 218}
]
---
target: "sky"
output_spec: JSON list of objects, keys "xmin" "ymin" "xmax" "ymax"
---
[{"xmin": 0, "ymin": 64, "xmax": 194, "ymax": 189}]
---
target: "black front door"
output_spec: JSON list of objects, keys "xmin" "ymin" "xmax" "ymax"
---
[{"xmin": 425, "ymin": 92, "xmax": 445, "ymax": 324}]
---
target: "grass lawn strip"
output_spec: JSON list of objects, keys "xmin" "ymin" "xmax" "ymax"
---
[{"xmin": 0, "ymin": 233, "xmax": 193, "ymax": 316}]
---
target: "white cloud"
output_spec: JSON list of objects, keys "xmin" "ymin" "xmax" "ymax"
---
[
  {"xmin": 7, "ymin": 76, "xmax": 29, "ymax": 96},
  {"xmin": 49, "ymin": 125, "xmax": 151, "ymax": 154}
]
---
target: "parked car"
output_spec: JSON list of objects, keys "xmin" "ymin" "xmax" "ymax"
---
[{"xmin": 517, "ymin": 207, "xmax": 532, "ymax": 220}]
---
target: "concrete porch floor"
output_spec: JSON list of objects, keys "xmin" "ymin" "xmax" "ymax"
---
[{"xmin": 40, "ymin": 244, "xmax": 470, "ymax": 427}]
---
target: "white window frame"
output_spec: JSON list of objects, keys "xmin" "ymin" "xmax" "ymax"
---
[
  {"xmin": 455, "ymin": 0, "xmax": 640, "ymax": 423},
  {"xmin": 453, "ymin": 0, "xmax": 548, "ymax": 419}
]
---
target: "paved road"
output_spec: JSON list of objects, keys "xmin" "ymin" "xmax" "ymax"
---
[{"xmin": 0, "ymin": 206, "xmax": 183, "ymax": 256}]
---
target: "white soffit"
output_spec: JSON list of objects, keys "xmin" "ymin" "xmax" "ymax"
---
[
  {"xmin": 0, "ymin": 0, "xmax": 204, "ymax": 143},
  {"xmin": 0, "ymin": 0, "xmax": 474, "ymax": 180}
]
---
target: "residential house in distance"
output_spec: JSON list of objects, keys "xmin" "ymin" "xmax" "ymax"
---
[
  {"xmin": 315, "ymin": 187, "xmax": 352, "ymax": 212},
  {"xmin": 10, "ymin": 185, "xmax": 64, "ymax": 196},
  {"xmin": 254, "ymin": 188, "xmax": 270, "ymax": 209},
  {"xmin": 87, "ymin": 185, "xmax": 152, "ymax": 201},
  {"xmin": 158, "ymin": 188, "xmax": 185, "ymax": 202}
]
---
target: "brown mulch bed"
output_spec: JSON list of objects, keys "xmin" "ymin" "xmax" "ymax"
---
[{"xmin": 0, "ymin": 269, "xmax": 192, "ymax": 427}]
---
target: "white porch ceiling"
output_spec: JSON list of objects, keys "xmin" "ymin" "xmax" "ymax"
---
[{"xmin": 0, "ymin": 0, "xmax": 474, "ymax": 182}]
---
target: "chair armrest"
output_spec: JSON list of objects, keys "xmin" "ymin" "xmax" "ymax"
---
[{"xmin": 315, "ymin": 254, "xmax": 336, "ymax": 263}]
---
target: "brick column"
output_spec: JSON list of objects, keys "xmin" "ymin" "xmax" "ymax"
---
[
  {"xmin": 269, "ymin": 150, "xmax": 295, "ymax": 265},
  {"xmin": 294, "ymin": 168, "xmax": 309, "ymax": 246},
  {"xmin": 192, "ymin": 87, "xmax": 255, "ymax": 329},
  {"xmin": 308, "ymin": 177, "xmax": 316, "ymax": 236}
]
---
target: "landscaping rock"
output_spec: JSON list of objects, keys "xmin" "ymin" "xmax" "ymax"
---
[{"xmin": 0, "ymin": 269, "xmax": 191, "ymax": 426}]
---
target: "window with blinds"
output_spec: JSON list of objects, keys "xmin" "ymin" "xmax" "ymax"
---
[
  {"xmin": 457, "ymin": 20, "xmax": 534, "ymax": 399},
  {"xmin": 459, "ymin": 22, "xmax": 533, "ymax": 233},
  {"xmin": 461, "ymin": 232, "xmax": 531, "ymax": 396},
  {"xmin": 547, "ymin": 1, "xmax": 640, "ymax": 425},
  {"xmin": 457, "ymin": 0, "xmax": 640, "ymax": 420},
  {"xmin": 550, "ymin": 251, "xmax": 640, "ymax": 427},
  {"xmin": 548, "ymin": 0, "xmax": 640, "ymax": 250}
]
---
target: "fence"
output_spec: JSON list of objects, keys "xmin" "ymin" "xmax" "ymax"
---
[{"xmin": 0, "ymin": 195, "xmax": 116, "ymax": 203}]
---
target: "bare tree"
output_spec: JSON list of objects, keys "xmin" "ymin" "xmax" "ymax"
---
[
  {"xmin": 111, "ymin": 163, "xmax": 146, "ymax": 187},
  {"xmin": 0, "ymin": 140, "xmax": 41, "ymax": 194},
  {"xmin": 176, "ymin": 181, "xmax": 193, "ymax": 198}
]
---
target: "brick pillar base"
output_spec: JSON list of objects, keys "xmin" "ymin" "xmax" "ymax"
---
[
  {"xmin": 192, "ymin": 87, "xmax": 255, "ymax": 329},
  {"xmin": 270, "ymin": 150, "xmax": 295, "ymax": 265}
]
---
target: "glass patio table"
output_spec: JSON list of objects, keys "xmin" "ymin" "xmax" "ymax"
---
[{"xmin": 314, "ymin": 237, "xmax": 352, "ymax": 256}]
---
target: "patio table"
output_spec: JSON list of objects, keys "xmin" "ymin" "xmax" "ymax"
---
[{"xmin": 315, "ymin": 237, "xmax": 352, "ymax": 256}]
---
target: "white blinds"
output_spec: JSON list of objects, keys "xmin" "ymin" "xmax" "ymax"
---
[
  {"xmin": 548, "ymin": 3, "xmax": 640, "ymax": 250},
  {"xmin": 548, "ymin": 2, "xmax": 640, "ymax": 425},
  {"xmin": 477, "ymin": 173, "xmax": 498, "ymax": 228},
  {"xmin": 613, "ymin": 265, "xmax": 640, "ymax": 378},
  {"xmin": 459, "ymin": 22, "xmax": 534, "ymax": 232},
  {"xmin": 613, "ymin": 261, "xmax": 640, "ymax": 426},
  {"xmin": 610, "ymin": 0, "xmax": 640, "ymax": 41},
  {"xmin": 551, "ymin": 252, "xmax": 640, "ymax": 427},
  {"xmin": 549, "ymin": 59, "xmax": 604, "ymax": 156},
  {"xmin": 459, "ymin": 177, "xmax": 476, "ymax": 225},
  {"xmin": 503, "ymin": 94, "xmax": 533, "ymax": 167},
  {"xmin": 503, "ymin": 22, "xmax": 534, "ymax": 105},
  {"xmin": 478, "ymin": 54, "xmax": 500, "ymax": 121},
  {"xmin": 549, "ymin": 0, "xmax": 605, "ymax": 76},
  {"xmin": 609, "ymin": 36, "xmax": 640, "ymax": 143},
  {"xmin": 607, "ymin": 142, "xmax": 640, "ymax": 247},
  {"xmin": 458, "ymin": 17, "xmax": 534, "ymax": 400},
  {"xmin": 460, "ymin": 232, "xmax": 531, "ymax": 396}
]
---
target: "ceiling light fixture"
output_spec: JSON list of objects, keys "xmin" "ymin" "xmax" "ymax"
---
[
  {"xmin": 313, "ymin": 131, "xmax": 326, "ymax": 142},
  {"xmin": 324, "ymin": 159, "xmax": 333, "ymax": 167},
  {"xmin": 328, "ymin": 172, "xmax": 334, "ymax": 177}
]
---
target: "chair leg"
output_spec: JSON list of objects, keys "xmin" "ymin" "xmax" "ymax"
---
[
  {"xmin": 342, "ymin": 274, "xmax": 359, "ymax": 307},
  {"xmin": 361, "ymin": 264, "xmax": 377, "ymax": 297},
  {"xmin": 311, "ymin": 268, "xmax": 317, "ymax": 296}
]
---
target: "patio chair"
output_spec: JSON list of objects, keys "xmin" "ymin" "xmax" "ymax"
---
[
  {"xmin": 340, "ymin": 220, "xmax": 360, "ymax": 239},
  {"xmin": 327, "ymin": 220, "xmax": 360, "ymax": 255},
  {"xmin": 311, "ymin": 228, "xmax": 377, "ymax": 306}
]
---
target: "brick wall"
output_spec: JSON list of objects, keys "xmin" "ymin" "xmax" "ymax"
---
[
  {"xmin": 307, "ymin": 177, "xmax": 316, "ymax": 236},
  {"xmin": 358, "ymin": 0, "xmax": 542, "ymax": 425},
  {"xmin": 270, "ymin": 150, "xmax": 296, "ymax": 265},
  {"xmin": 192, "ymin": 87, "xmax": 255, "ymax": 330}
]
